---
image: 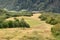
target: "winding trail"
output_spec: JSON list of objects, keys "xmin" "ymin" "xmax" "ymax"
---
[{"xmin": 29, "ymin": 13, "xmax": 54, "ymax": 40}]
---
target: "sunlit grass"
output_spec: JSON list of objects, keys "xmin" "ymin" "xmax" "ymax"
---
[
  {"xmin": 0, "ymin": 13, "xmax": 54, "ymax": 40},
  {"xmin": 23, "ymin": 17, "xmax": 41, "ymax": 27}
]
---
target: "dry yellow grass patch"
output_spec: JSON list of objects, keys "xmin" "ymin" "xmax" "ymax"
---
[{"xmin": 0, "ymin": 13, "xmax": 54, "ymax": 40}]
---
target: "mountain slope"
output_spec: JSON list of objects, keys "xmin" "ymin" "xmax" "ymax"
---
[{"xmin": 0, "ymin": 0, "xmax": 60, "ymax": 12}]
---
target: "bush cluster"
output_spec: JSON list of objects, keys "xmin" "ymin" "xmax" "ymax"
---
[
  {"xmin": 51, "ymin": 23, "xmax": 60, "ymax": 36},
  {"xmin": 39, "ymin": 12, "xmax": 60, "ymax": 25},
  {"xmin": 0, "ymin": 9, "xmax": 33, "ymax": 19},
  {"xmin": 39, "ymin": 15, "xmax": 47, "ymax": 21},
  {"xmin": 6, "ymin": 10, "xmax": 33, "ymax": 17},
  {"xmin": 0, "ymin": 18, "xmax": 30, "ymax": 28}
]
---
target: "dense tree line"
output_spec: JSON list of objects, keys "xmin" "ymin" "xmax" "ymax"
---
[{"xmin": 0, "ymin": 0, "xmax": 60, "ymax": 13}]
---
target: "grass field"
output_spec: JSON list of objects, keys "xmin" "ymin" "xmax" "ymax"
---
[
  {"xmin": 6, "ymin": 13, "xmax": 41, "ymax": 27},
  {"xmin": 0, "ymin": 13, "xmax": 55, "ymax": 40}
]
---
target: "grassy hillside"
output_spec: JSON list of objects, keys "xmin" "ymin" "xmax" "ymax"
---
[
  {"xmin": 39, "ymin": 12, "xmax": 60, "ymax": 40},
  {"xmin": 6, "ymin": 14, "xmax": 41, "ymax": 27},
  {"xmin": 0, "ymin": 9, "xmax": 60, "ymax": 40},
  {"xmin": 0, "ymin": 13, "xmax": 55, "ymax": 40}
]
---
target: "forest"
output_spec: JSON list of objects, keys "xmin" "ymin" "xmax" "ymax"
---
[{"xmin": 0, "ymin": 0, "xmax": 60, "ymax": 13}]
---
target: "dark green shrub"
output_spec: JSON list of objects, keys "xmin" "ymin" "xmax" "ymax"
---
[
  {"xmin": 0, "ymin": 18, "xmax": 30, "ymax": 28},
  {"xmin": 13, "ymin": 18, "xmax": 20, "ymax": 27},
  {"xmin": 2, "ymin": 22, "xmax": 8, "ymax": 28},
  {"xmin": 7, "ymin": 21, "xmax": 14, "ymax": 28},
  {"xmin": 5, "ymin": 14, "xmax": 10, "ymax": 18},
  {"xmin": 0, "ymin": 23, "xmax": 3, "ymax": 28},
  {"xmin": 19, "ymin": 18, "xmax": 30, "ymax": 28},
  {"xmin": 46, "ymin": 17, "xmax": 58, "ymax": 25},
  {"xmin": 14, "ymin": 18, "xmax": 19, "ymax": 22},
  {"xmin": 39, "ymin": 15, "xmax": 47, "ymax": 21},
  {"xmin": 46, "ymin": 17, "xmax": 51, "ymax": 24},
  {"xmin": 50, "ymin": 19, "xmax": 58, "ymax": 25},
  {"xmin": 51, "ymin": 23, "xmax": 60, "ymax": 36},
  {"xmin": 0, "ymin": 21, "xmax": 4, "ymax": 28},
  {"xmin": 39, "ymin": 13, "xmax": 60, "ymax": 25},
  {"xmin": 19, "ymin": 10, "xmax": 33, "ymax": 16}
]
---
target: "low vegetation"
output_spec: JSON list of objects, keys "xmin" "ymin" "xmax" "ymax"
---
[
  {"xmin": 0, "ymin": 9, "xmax": 33, "ymax": 19},
  {"xmin": 0, "ymin": 9, "xmax": 33, "ymax": 28},
  {"xmin": 39, "ymin": 12, "xmax": 60, "ymax": 40},
  {"xmin": 51, "ymin": 23, "xmax": 60, "ymax": 36},
  {"xmin": 0, "ymin": 9, "xmax": 60, "ymax": 40},
  {"xmin": 39, "ymin": 12, "xmax": 60, "ymax": 25},
  {"xmin": 0, "ymin": 18, "xmax": 30, "ymax": 28},
  {"xmin": 51, "ymin": 23, "xmax": 60, "ymax": 40},
  {"xmin": 5, "ymin": 10, "xmax": 33, "ymax": 17}
]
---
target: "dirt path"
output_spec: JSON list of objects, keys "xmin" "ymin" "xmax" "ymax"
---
[
  {"xmin": 31, "ymin": 13, "xmax": 41, "ymax": 20},
  {"xmin": 28, "ymin": 13, "xmax": 54, "ymax": 40}
]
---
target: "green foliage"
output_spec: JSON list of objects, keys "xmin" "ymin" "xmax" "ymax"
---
[
  {"xmin": 19, "ymin": 18, "xmax": 30, "ymax": 28},
  {"xmin": 2, "ymin": 22, "xmax": 8, "ymax": 28},
  {"xmin": 0, "ymin": 0, "xmax": 60, "ymax": 13},
  {"xmin": 0, "ymin": 22, "xmax": 3, "ymax": 28},
  {"xmin": 0, "ymin": 8, "xmax": 33, "ymax": 18},
  {"xmin": 7, "ymin": 21, "xmax": 14, "ymax": 28},
  {"xmin": 46, "ymin": 17, "xmax": 58, "ymax": 25},
  {"xmin": 51, "ymin": 23, "xmax": 60, "ymax": 40},
  {"xmin": 0, "ymin": 9, "xmax": 7, "ymax": 14},
  {"xmin": 39, "ymin": 15, "xmax": 47, "ymax": 21},
  {"xmin": 0, "ymin": 18, "xmax": 30, "ymax": 28},
  {"xmin": 19, "ymin": 10, "xmax": 33, "ymax": 16},
  {"xmin": 51, "ymin": 23, "xmax": 60, "ymax": 38},
  {"xmin": 4, "ymin": 10, "xmax": 33, "ymax": 17},
  {"xmin": 39, "ymin": 12, "xmax": 60, "ymax": 25}
]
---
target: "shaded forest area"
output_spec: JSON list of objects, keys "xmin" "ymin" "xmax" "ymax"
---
[{"xmin": 0, "ymin": 0, "xmax": 60, "ymax": 13}]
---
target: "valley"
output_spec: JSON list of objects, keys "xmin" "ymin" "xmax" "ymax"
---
[{"xmin": 0, "ymin": 13, "xmax": 54, "ymax": 40}]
